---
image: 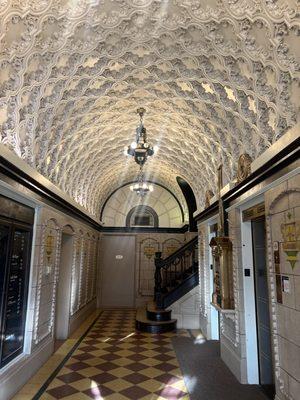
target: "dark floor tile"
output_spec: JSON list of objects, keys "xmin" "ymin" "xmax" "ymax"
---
[
  {"xmin": 155, "ymin": 373, "xmax": 181, "ymax": 385},
  {"xmin": 47, "ymin": 384, "xmax": 77, "ymax": 399},
  {"xmin": 96, "ymin": 361, "xmax": 118, "ymax": 371},
  {"xmin": 66, "ymin": 361, "xmax": 89, "ymax": 371},
  {"xmin": 90, "ymin": 372, "xmax": 117, "ymax": 384},
  {"xmin": 120, "ymin": 385, "xmax": 150, "ymax": 400},
  {"xmin": 125, "ymin": 362, "xmax": 148, "ymax": 372},
  {"xmin": 72, "ymin": 353, "xmax": 94, "ymax": 361},
  {"xmin": 156, "ymin": 362, "xmax": 177, "ymax": 372},
  {"xmin": 154, "ymin": 354, "xmax": 174, "ymax": 362},
  {"xmin": 123, "ymin": 372, "xmax": 149, "ymax": 384},
  {"xmin": 101, "ymin": 353, "xmax": 120, "ymax": 361},
  {"xmin": 57, "ymin": 371, "xmax": 84, "ymax": 384}
]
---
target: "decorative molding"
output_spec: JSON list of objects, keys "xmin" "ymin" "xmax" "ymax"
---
[
  {"xmin": 0, "ymin": 1, "xmax": 298, "ymax": 216},
  {"xmin": 205, "ymin": 190, "xmax": 214, "ymax": 209},
  {"xmin": 236, "ymin": 153, "xmax": 252, "ymax": 184}
]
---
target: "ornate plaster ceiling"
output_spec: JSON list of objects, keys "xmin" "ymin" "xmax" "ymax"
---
[{"xmin": 0, "ymin": 1, "xmax": 299, "ymax": 218}]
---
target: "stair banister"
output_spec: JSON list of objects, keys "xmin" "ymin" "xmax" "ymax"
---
[
  {"xmin": 154, "ymin": 251, "xmax": 163, "ymax": 307},
  {"xmin": 153, "ymin": 236, "xmax": 199, "ymax": 309}
]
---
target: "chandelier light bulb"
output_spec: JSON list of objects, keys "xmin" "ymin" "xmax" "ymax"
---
[
  {"xmin": 125, "ymin": 108, "xmax": 155, "ymax": 167},
  {"xmin": 149, "ymin": 185, "xmax": 154, "ymax": 192},
  {"xmin": 153, "ymin": 145, "xmax": 159, "ymax": 153}
]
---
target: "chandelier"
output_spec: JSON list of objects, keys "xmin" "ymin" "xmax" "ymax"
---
[
  {"xmin": 125, "ymin": 107, "xmax": 155, "ymax": 167},
  {"xmin": 130, "ymin": 169, "xmax": 154, "ymax": 197}
]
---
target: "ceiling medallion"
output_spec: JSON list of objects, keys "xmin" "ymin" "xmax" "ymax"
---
[
  {"xmin": 130, "ymin": 168, "xmax": 154, "ymax": 197},
  {"xmin": 125, "ymin": 108, "xmax": 156, "ymax": 167}
]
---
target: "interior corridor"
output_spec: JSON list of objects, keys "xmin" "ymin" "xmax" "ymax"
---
[{"xmin": 0, "ymin": 2, "xmax": 299, "ymax": 399}]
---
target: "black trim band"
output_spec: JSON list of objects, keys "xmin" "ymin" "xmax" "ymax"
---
[
  {"xmin": 195, "ymin": 137, "xmax": 300, "ymax": 224},
  {"xmin": 0, "ymin": 156, "xmax": 101, "ymax": 231},
  {"xmin": 101, "ymin": 225, "xmax": 189, "ymax": 233}
]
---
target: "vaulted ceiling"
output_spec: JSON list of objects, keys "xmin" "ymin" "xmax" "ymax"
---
[{"xmin": 0, "ymin": 1, "xmax": 299, "ymax": 218}]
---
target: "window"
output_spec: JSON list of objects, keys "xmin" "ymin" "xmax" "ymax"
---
[
  {"xmin": 134, "ymin": 214, "xmax": 151, "ymax": 226},
  {"xmin": 126, "ymin": 206, "xmax": 159, "ymax": 228}
]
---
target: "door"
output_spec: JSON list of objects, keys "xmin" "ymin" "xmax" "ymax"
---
[
  {"xmin": 0, "ymin": 221, "xmax": 32, "ymax": 367},
  {"xmin": 209, "ymin": 228, "xmax": 219, "ymax": 340},
  {"xmin": 252, "ymin": 218, "xmax": 275, "ymax": 397},
  {"xmin": 55, "ymin": 233, "xmax": 73, "ymax": 340},
  {"xmin": 101, "ymin": 235, "xmax": 135, "ymax": 308}
]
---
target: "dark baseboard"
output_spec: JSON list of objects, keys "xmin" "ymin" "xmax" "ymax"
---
[{"xmin": 101, "ymin": 225, "xmax": 189, "ymax": 233}]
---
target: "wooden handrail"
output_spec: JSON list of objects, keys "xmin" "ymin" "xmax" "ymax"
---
[{"xmin": 160, "ymin": 236, "xmax": 198, "ymax": 268}]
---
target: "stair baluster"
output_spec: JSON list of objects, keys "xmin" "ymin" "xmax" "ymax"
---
[{"xmin": 153, "ymin": 236, "xmax": 199, "ymax": 309}]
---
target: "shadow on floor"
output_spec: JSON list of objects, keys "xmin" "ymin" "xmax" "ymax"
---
[{"xmin": 172, "ymin": 336, "xmax": 270, "ymax": 400}]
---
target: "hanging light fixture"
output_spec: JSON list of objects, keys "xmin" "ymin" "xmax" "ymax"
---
[
  {"xmin": 125, "ymin": 108, "xmax": 155, "ymax": 167},
  {"xmin": 130, "ymin": 168, "xmax": 154, "ymax": 197}
]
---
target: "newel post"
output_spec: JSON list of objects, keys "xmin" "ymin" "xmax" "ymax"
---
[{"xmin": 154, "ymin": 251, "xmax": 163, "ymax": 307}]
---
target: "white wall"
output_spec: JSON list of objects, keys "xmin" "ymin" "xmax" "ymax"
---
[
  {"xmin": 169, "ymin": 286, "xmax": 201, "ymax": 329},
  {"xmin": 102, "ymin": 183, "xmax": 186, "ymax": 227}
]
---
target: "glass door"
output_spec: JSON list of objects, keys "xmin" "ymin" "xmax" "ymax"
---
[{"xmin": 0, "ymin": 221, "xmax": 32, "ymax": 367}]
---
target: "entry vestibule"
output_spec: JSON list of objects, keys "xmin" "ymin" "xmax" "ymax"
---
[
  {"xmin": 241, "ymin": 200, "xmax": 275, "ymax": 397},
  {"xmin": 0, "ymin": 196, "xmax": 34, "ymax": 369},
  {"xmin": 55, "ymin": 228, "xmax": 74, "ymax": 340},
  {"xmin": 252, "ymin": 217, "xmax": 275, "ymax": 397}
]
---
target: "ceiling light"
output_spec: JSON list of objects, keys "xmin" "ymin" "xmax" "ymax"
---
[
  {"xmin": 126, "ymin": 108, "xmax": 155, "ymax": 167},
  {"xmin": 130, "ymin": 168, "xmax": 154, "ymax": 197}
]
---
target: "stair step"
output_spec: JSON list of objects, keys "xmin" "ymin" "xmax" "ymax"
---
[
  {"xmin": 135, "ymin": 308, "xmax": 177, "ymax": 333},
  {"xmin": 146, "ymin": 302, "xmax": 172, "ymax": 322}
]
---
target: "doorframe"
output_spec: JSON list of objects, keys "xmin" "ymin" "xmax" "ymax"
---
[
  {"xmin": 55, "ymin": 226, "xmax": 74, "ymax": 340},
  {"xmin": 240, "ymin": 195, "xmax": 265, "ymax": 384},
  {"xmin": 99, "ymin": 233, "xmax": 136, "ymax": 309},
  {"xmin": 208, "ymin": 219, "xmax": 220, "ymax": 341}
]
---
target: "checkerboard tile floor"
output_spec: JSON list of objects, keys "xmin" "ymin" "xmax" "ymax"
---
[{"xmin": 42, "ymin": 310, "xmax": 190, "ymax": 399}]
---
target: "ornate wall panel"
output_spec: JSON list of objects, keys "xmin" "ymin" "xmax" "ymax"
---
[
  {"xmin": 33, "ymin": 219, "xmax": 61, "ymax": 344},
  {"xmin": 0, "ymin": 1, "xmax": 299, "ymax": 217},
  {"xmin": 31, "ymin": 212, "xmax": 99, "ymax": 346}
]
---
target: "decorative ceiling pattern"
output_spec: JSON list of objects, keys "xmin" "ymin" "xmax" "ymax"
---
[{"xmin": 0, "ymin": 0, "xmax": 299, "ymax": 218}]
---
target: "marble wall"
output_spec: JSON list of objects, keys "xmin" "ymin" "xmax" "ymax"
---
[
  {"xmin": 265, "ymin": 175, "xmax": 300, "ymax": 400},
  {"xmin": 197, "ymin": 172, "xmax": 300, "ymax": 400},
  {"xmin": 0, "ymin": 201, "xmax": 100, "ymax": 400},
  {"xmin": 169, "ymin": 286, "xmax": 201, "ymax": 329}
]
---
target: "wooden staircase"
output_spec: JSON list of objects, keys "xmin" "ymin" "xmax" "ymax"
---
[
  {"xmin": 135, "ymin": 303, "xmax": 177, "ymax": 333},
  {"xmin": 136, "ymin": 236, "xmax": 198, "ymax": 333}
]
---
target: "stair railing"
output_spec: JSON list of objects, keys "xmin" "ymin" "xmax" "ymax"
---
[{"xmin": 154, "ymin": 236, "xmax": 198, "ymax": 308}]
